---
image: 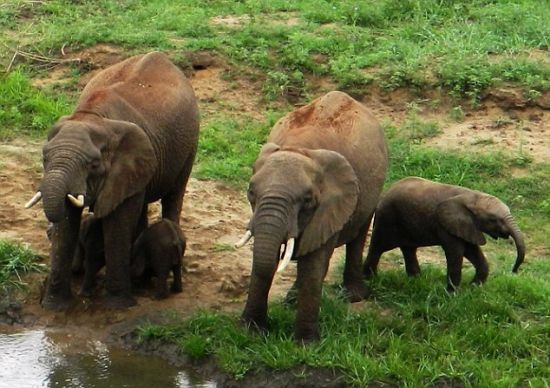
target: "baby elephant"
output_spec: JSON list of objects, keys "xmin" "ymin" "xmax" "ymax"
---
[
  {"xmin": 73, "ymin": 215, "xmax": 105, "ymax": 296},
  {"xmin": 131, "ymin": 219, "xmax": 186, "ymax": 299},
  {"xmin": 363, "ymin": 177, "xmax": 525, "ymax": 290}
]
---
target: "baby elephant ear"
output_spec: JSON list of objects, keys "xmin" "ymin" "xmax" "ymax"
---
[
  {"xmin": 94, "ymin": 119, "xmax": 157, "ymax": 218},
  {"xmin": 298, "ymin": 149, "xmax": 359, "ymax": 256},
  {"xmin": 437, "ymin": 194, "xmax": 487, "ymax": 246}
]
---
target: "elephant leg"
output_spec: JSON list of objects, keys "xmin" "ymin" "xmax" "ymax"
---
[
  {"xmin": 464, "ymin": 244, "xmax": 489, "ymax": 285},
  {"xmin": 102, "ymin": 193, "xmax": 144, "ymax": 308},
  {"xmin": 42, "ymin": 206, "xmax": 82, "ymax": 310},
  {"xmin": 72, "ymin": 242, "xmax": 85, "ymax": 276},
  {"xmin": 442, "ymin": 242, "xmax": 465, "ymax": 292},
  {"xmin": 135, "ymin": 204, "xmax": 148, "ymax": 240},
  {"xmin": 401, "ymin": 247, "xmax": 421, "ymax": 276},
  {"xmin": 161, "ymin": 153, "xmax": 195, "ymax": 224},
  {"xmin": 295, "ymin": 244, "xmax": 333, "ymax": 343},
  {"xmin": 284, "ymin": 280, "xmax": 299, "ymax": 306},
  {"xmin": 171, "ymin": 262, "xmax": 183, "ymax": 293},
  {"xmin": 363, "ymin": 225, "xmax": 394, "ymax": 279},
  {"xmin": 80, "ymin": 252, "xmax": 105, "ymax": 297},
  {"xmin": 154, "ymin": 269, "xmax": 170, "ymax": 299},
  {"xmin": 344, "ymin": 221, "xmax": 370, "ymax": 302}
]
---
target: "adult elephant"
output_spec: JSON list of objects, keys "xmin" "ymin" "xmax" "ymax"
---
[
  {"xmin": 236, "ymin": 91, "xmax": 388, "ymax": 342},
  {"xmin": 26, "ymin": 52, "xmax": 199, "ymax": 310},
  {"xmin": 363, "ymin": 177, "xmax": 525, "ymax": 290}
]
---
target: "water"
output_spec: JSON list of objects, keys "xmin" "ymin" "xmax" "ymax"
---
[{"xmin": 0, "ymin": 330, "xmax": 215, "ymax": 388}]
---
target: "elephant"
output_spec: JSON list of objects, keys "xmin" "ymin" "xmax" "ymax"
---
[
  {"xmin": 235, "ymin": 91, "xmax": 388, "ymax": 342},
  {"xmin": 73, "ymin": 214, "xmax": 105, "ymax": 296},
  {"xmin": 363, "ymin": 177, "xmax": 525, "ymax": 290},
  {"xmin": 131, "ymin": 219, "xmax": 186, "ymax": 299},
  {"xmin": 25, "ymin": 51, "xmax": 199, "ymax": 309}
]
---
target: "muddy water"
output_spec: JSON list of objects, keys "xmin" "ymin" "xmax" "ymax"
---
[{"xmin": 0, "ymin": 329, "xmax": 215, "ymax": 388}]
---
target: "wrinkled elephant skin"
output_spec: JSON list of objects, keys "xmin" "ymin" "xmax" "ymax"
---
[
  {"xmin": 35, "ymin": 52, "xmax": 199, "ymax": 310},
  {"xmin": 241, "ymin": 91, "xmax": 388, "ymax": 342},
  {"xmin": 363, "ymin": 177, "xmax": 525, "ymax": 290}
]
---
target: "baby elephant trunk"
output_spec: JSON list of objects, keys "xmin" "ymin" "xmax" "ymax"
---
[{"xmin": 505, "ymin": 215, "xmax": 525, "ymax": 273}]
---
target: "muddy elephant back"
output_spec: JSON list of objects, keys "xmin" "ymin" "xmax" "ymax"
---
[{"xmin": 268, "ymin": 91, "xmax": 385, "ymax": 156}]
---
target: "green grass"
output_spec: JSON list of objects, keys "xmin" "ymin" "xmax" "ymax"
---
[
  {"xmin": 139, "ymin": 260, "xmax": 550, "ymax": 386},
  {"xmin": 194, "ymin": 114, "xmax": 280, "ymax": 187},
  {"xmin": 0, "ymin": 240, "xmax": 44, "ymax": 295},
  {"xmin": 1, "ymin": 0, "xmax": 549, "ymax": 102},
  {"xmin": 0, "ymin": 69, "xmax": 72, "ymax": 140},
  {"xmin": 1, "ymin": 1, "xmax": 549, "ymax": 385}
]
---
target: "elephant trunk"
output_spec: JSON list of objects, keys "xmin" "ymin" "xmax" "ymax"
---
[
  {"xmin": 41, "ymin": 171, "xmax": 71, "ymax": 223},
  {"xmin": 505, "ymin": 215, "xmax": 525, "ymax": 273},
  {"xmin": 252, "ymin": 205, "xmax": 289, "ymax": 279},
  {"xmin": 242, "ymin": 196, "xmax": 290, "ymax": 325}
]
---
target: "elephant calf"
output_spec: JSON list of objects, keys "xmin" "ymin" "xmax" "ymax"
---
[
  {"xmin": 363, "ymin": 177, "xmax": 525, "ymax": 290},
  {"xmin": 74, "ymin": 215, "xmax": 105, "ymax": 296},
  {"xmin": 131, "ymin": 219, "xmax": 186, "ymax": 299}
]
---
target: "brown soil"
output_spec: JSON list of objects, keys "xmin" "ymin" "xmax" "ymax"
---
[{"xmin": 1, "ymin": 44, "xmax": 548, "ymax": 385}]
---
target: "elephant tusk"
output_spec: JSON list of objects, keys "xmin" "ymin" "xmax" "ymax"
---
[
  {"xmin": 25, "ymin": 191, "xmax": 42, "ymax": 209},
  {"xmin": 277, "ymin": 238, "xmax": 295, "ymax": 273},
  {"xmin": 67, "ymin": 194, "xmax": 85, "ymax": 208},
  {"xmin": 234, "ymin": 230, "xmax": 252, "ymax": 248}
]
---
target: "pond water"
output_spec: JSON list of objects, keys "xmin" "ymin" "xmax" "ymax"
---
[{"xmin": 0, "ymin": 329, "xmax": 215, "ymax": 388}]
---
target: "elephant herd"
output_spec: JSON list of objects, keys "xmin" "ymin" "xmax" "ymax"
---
[{"xmin": 25, "ymin": 52, "xmax": 525, "ymax": 342}]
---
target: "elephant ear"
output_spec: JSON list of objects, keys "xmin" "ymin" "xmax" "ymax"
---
[
  {"xmin": 297, "ymin": 149, "xmax": 359, "ymax": 256},
  {"xmin": 437, "ymin": 194, "xmax": 486, "ymax": 246},
  {"xmin": 253, "ymin": 143, "xmax": 280, "ymax": 173},
  {"xmin": 94, "ymin": 119, "xmax": 157, "ymax": 218}
]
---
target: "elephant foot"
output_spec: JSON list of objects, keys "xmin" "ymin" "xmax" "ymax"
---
[
  {"xmin": 41, "ymin": 292, "xmax": 75, "ymax": 311},
  {"xmin": 363, "ymin": 265, "xmax": 377, "ymax": 279},
  {"xmin": 104, "ymin": 293, "xmax": 137, "ymax": 309},
  {"xmin": 154, "ymin": 290, "xmax": 169, "ymax": 300},
  {"xmin": 405, "ymin": 268, "xmax": 421, "ymax": 277},
  {"xmin": 446, "ymin": 283, "xmax": 459, "ymax": 293},
  {"xmin": 471, "ymin": 277, "xmax": 486, "ymax": 286},
  {"xmin": 471, "ymin": 273, "xmax": 488, "ymax": 285},
  {"xmin": 284, "ymin": 287, "xmax": 298, "ymax": 306},
  {"xmin": 170, "ymin": 283, "xmax": 182, "ymax": 294},
  {"xmin": 343, "ymin": 281, "xmax": 370, "ymax": 303},
  {"xmin": 295, "ymin": 326, "xmax": 320, "ymax": 344},
  {"xmin": 79, "ymin": 286, "xmax": 95, "ymax": 298},
  {"xmin": 240, "ymin": 314, "xmax": 269, "ymax": 334}
]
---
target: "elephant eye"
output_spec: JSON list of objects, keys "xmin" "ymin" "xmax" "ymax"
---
[
  {"xmin": 247, "ymin": 187, "xmax": 255, "ymax": 202},
  {"xmin": 303, "ymin": 193, "xmax": 316, "ymax": 209},
  {"xmin": 89, "ymin": 159, "xmax": 101, "ymax": 170}
]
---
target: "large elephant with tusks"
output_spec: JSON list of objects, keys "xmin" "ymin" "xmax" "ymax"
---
[
  {"xmin": 236, "ymin": 91, "xmax": 388, "ymax": 342},
  {"xmin": 26, "ymin": 52, "xmax": 199, "ymax": 309}
]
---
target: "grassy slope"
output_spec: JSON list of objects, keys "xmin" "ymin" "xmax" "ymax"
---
[{"xmin": 1, "ymin": 0, "xmax": 549, "ymax": 386}]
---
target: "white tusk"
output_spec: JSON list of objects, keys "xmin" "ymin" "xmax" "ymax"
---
[
  {"xmin": 67, "ymin": 194, "xmax": 85, "ymax": 208},
  {"xmin": 234, "ymin": 230, "xmax": 252, "ymax": 248},
  {"xmin": 25, "ymin": 191, "xmax": 42, "ymax": 209},
  {"xmin": 277, "ymin": 238, "xmax": 295, "ymax": 273}
]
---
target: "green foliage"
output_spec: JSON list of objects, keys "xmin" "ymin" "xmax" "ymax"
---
[
  {"xmin": 194, "ymin": 115, "xmax": 281, "ymax": 187},
  {"xmin": 2, "ymin": 0, "xmax": 549, "ymax": 100},
  {"xmin": 139, "ymin": 263, "xmax": 549, "ymax": 386},
  {"xmin": 0, "ymin": 70, "xmax": 71, "ymax": 140},
  {"xmin": 0, "ymin": 240, "xmax": 44, "ymax": 295}
]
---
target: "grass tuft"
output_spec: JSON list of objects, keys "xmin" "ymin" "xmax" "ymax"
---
[{"xmin": 0, "ymin": 240, "xmax": 44, "ymax": 295}]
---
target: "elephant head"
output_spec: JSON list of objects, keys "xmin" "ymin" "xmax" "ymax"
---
[
  {"xmin": 238, "ymin": 143, "xmax": 359, "ymax": 277},
  {"xmin": 437, "ymin": 192, "xmax": 525, "ymax": 272},
  {"xmin": 27, "ymin": 115, "xmax": 157, "ymax": 222}
]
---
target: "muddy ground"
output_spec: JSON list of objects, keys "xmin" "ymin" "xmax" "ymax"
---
[{"xmin": 0, "ymin": 45, "xmax": 548, "ymax": 386}]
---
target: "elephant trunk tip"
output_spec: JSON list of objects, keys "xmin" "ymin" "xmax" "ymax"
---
[{"xmin": 512, "ymin": 257, "xmax": 524, "ymax": 273}]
